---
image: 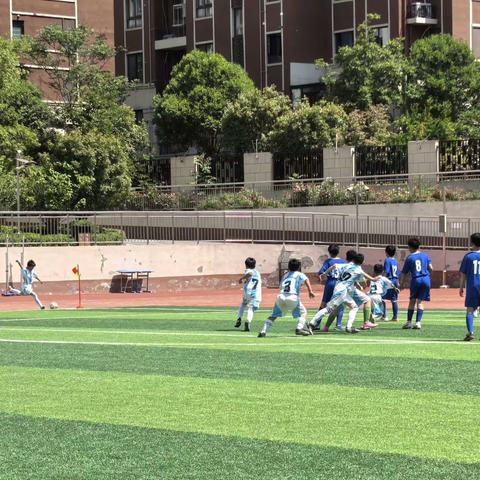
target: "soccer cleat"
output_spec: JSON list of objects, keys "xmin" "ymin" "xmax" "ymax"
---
[
  {"xmin": 40, "ymin": 306, "xmax": 45, "ymax": 310},
  {"xmin": 364, "ymin": 321, "xmax": 378, "ymax": 329},
  {"xmin": 346, "ymin": 327, "xmax": 360, "ymax": 334},
  {"xmin": 413, "ymin": 322, "xmax": 422, "ymax": 330},
  {"xmin": 361, "ymin": 324, "xmax": 371, "ymax": 330},
  {"xmin": 322, "ymin": 326, "xmax": 329, "ymax": 332},
  {"xmin": 402, "ymin": 322, "xmax": 413, "ymax": 329},
  {"xmin": 244, "ymin": 323, "xmax": 250, "ymax": 332},
  {"xmin": 234, "ymin": 318, "xmax": 242, "ymax": 328},
  {"xmin": 334, "ymin": 326, "xmax": 345, "ymax": 332},
  {"xmin": 464, "ymin": 333, "xmax": 475, "ymax": 341},
  {"xmin": 257, "ymin": 332, "xmax": 266, "ymax": 338},
  {"xmin": 295, "ymin": 328, "xmax": 312, "ymax": 336},
  {"xmin": 391, "ymin": 318, "xmax": 399, "ymax": 322},
  {"xmin": 309, "ymin": 321, "xmax": 320, "ymax": 331}
]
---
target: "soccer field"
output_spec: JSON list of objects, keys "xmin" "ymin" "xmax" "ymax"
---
[{"xmin": 0, "ymin": 307, "xmax": 479, "ymax": 479}]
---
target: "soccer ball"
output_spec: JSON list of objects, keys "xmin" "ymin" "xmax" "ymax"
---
[{"xmin": 49, "ymin": 302, "xmax": 59, "ymax": 310}]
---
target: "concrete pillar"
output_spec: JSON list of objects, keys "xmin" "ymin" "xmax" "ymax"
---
[
  {"xmin": 170, "ymin": 155, "xmax": 196, "ymax": 190},
  {"xmin": 322, "ymin": 146, "xmax": 355, "ymax": 182},
  {"xmin": 407, "ymin": 141, "xmax": 439, "ymax": 175},
  {"xmin": 243, "ymin": 152, "xmax": 273, "ymax": 192}
]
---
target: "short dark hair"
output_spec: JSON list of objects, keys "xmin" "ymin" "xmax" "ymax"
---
[
  {"xmin": 385, "ymin": 245, "xmax": 396, "ymax": 257},
  {"xmin": 27, "ymin": 260, "xmax": 36, "ymax": 268},
  {"xmin": 374, "ymin": 263, "xmax": 384, "ymax": 275},
  {"xmin": 353, "ymin": 253, "xmax": 365, "ymax": 266},
  {"xmin": 408, "ymin": 238, "xmax": 421, "ymax": 250},
  {"xmin": 288, "ymin": 258, "xmax": 301, "ymax": 272},
  {"xmin": 245, "ymin": 257, "xmax": 256, "ymax": 269},
  {"xmin": 346, "ymin": 250, "xmax": 357, "ymax": 262},
  {"xmin": 471, "ymin": 233, "xmax": 480, "ymax": 248},
  {"xmin": 328, "ymin": 244, "xmax": 340, "ymax": 257}
]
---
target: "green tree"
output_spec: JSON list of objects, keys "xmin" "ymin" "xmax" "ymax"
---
[
  {"xmin": 269, "ymin": 100, "xmax": 347, "ymax": 155},
  {"xmin": 154, "ymin": 50, "xmax": 255, "ymax": 156},
  {"xmin": 221, "ymin": 86, "xmax": 291, "ymax": 153},
  {"xmin": 318, "ymin": 15, "xmax": 406, "ymax": 111}
]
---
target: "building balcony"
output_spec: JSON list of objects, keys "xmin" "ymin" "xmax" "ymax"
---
[
  {"xmin": 155, "ymin": 25, "xmax": 187, "ymax": 50},
  {"xmin": 407, "ymin": 2, "xmax": 438, "ymax": 25}
]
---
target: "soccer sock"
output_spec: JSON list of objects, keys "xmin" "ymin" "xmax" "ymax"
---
[
  {"xmin": 32, "ymin": 292, "xmax": 43, "ymax": 309},
  {"xmin": 407, "ymin": 309, "xmax": 414, "ymax": 323},
  {"xmin": 467, "ymin": 312, "xmax": 475, "ymax": 334},
  {"xmin": 296, "ymin": 317, "xmax": 306, "ymax": 331},
  {"xmin": 363, "ymin": 305, "xmax": 371, "ymax": 324},
  {"xmin": 325, "ymin": 311, "xmax": 336, "ymax": 328},
  {"xmin": 237, "ymin": 303, "xmax": 245, "ymax": 319},
  {"xmin": 261, "ymin": 319, "xmax": 273, "ymax": 334},
  {"xmin": 336, "ymin": 306, "xmax": 345, "ymax": 327},
  {"xmin": 416, "ymin": 309, "xmax": 424, "ymax": 323},
  {"xmin": 382, "ymin": 301, "xmax": 387, "ymax": 318},
  {"xmin": 392, "ymin": 301, "xmax": 399, "ymax": 319},
  {"xmin": 347, "ymin": 307, "xmax": 359, "ymax": 329},
  {"xmin": 247, "ymin": 307, "xmax": 254, "ymax": 324},
  {"xmin": 311, "ymin": 307, "xmax": 329, "ymax": 326}
]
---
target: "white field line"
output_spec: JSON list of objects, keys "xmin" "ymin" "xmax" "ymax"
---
[{"xmin": 0, "ymin": 338, "xmax": 477, "ymax": 348}]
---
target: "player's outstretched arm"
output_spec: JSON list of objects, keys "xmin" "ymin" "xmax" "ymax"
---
[
  {"xmin": 16, "ymin": 260, "xmax": 24, "ymax": 270},
  {"xmin": 459, "ymin": 272, "xmax": 466, "ymax": 297},
  {"xmin": 238, "ymin": 271, "xmax": 252, "ymax": 284},
  {"xmin": 319, "ymin": 265, "xmax": 336, "ymax": 281},
  {"xmin": 363, "ymin": 273, "xmax": 381, "ymax": 283},
  {"xmin": 305, "ymin": 278, "xmax": 316, "ymax": 299}
]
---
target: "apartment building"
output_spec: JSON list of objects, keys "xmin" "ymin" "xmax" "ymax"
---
[{"xmin": 0, "ymin": 0, "xmax": 115, "ymax": 98}]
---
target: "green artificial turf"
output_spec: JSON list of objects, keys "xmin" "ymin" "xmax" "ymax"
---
[{"xmin": 0, "ymin": 306, "xmax": 479, "ymax": 479}]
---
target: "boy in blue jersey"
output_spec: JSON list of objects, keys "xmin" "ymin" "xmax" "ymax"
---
[
  {"xmin": 383, "ymin": 245, "xmax": 400, "ymax": 322},
  {"xmin": 315, "ymin": 244, "xmax": 347, "ymax": 332},
  {"xmin": 8, "ymin": 259, "xmax": 45, "ymax": 309},
  {"xmin": 459, "ymin": 233, "xmax": 480, "ymax": 341},
  {"xmin": 235, "ymin": 257, "xmax": 262, "ymax": 332},
  {"xmin": 400, "ymin": 238, "xmax": 433, "ymax": 330},
  {"xmin": 369, "ymin": 264, "xmax": 400, "ymax": 321},
  {"xmin": 258, "ymin": 258, "xmax": 315, "ymax": 338}
]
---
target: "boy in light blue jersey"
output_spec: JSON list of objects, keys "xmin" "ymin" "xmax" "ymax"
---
[
  {"xmin": 369, "ymin": 264, "xmax": 400, "ymax": 321},
  {"xmin": 310, "ymin": 253, "xmax": 380, "ymax": 333},
  {"xmin": 258, "ymin": 258, "xmax": 315, "ymax": 338},
  {"xmin": 460, "ymin": 233, "xmax": 480, "ymax": 341},
  {"xmin": 383, "ymin": 245, "xmax": 400, "ymax": 322},
  {"xmin": 316, "ymin": 244, "xmax": 347, "ymax": 332},
  {"xmin": 235, "ymin": 257, "xmax": 262, "ymax": 332},
  {"xmin": 400, "ymin": 238, "xmax": 433, "ymax": 330},
  {"xmin": 9, "ymin": 259, "xmax": 45, "ymax": 309}
]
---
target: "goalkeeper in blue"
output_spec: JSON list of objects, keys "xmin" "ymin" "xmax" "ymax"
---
[
  {"xmin": 258, "ymin": 258, "xmax": 315, "ymax": 338},
  {"xmin": 235, "ymin": 257, "xmax": 262, "ymax": 332},
  {"xmin": 460, "ymin": 233, "xmax": 480, "ymax": 341},
  {"xmin": 369, "ymin": 264, "xmax": 400, "ymax": 322}
]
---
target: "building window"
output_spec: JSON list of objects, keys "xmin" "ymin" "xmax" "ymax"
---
[
  {"xmin": 375, "ymin": 26, "xmax": 390, "ymax": 47},
  {"xmin": 473, "ymin": 27, "xmax": 480, "ymax": 59},
  {"xmin": 134, "ymin": 110, "xmax": 144, "ymax": 124},
  {"xmin": 232, "ymin": 7, "xmax": 244, "ymax": 67},
  {"xmin": 334, "ymin": 30, "xmax": 354, "ymax": 53},
  {"xmin": 196, "ymin": 42, "xmax": 214, "ymax": 53},
  {"xmin": 196, "ymin": 0, "xmax": 212, "ymax": 18},
  {"xmin": 126, "ymin": 0, "xmax": 142, "ymax": 29},
  {"xmin": 173, "ymin": 3, "xmax": 185, "ymax": 27},
  {"xmin": 127, "ymin": 53, "xmax": 143, "ymax": 81},
  {"xmin": 267, "ymin": 32, "xmax": 282, "ymax": 64},
  {"xmin": 233, "ymin": 7, "xmax": 243, "ymax": 36},
  {"xmin": 12, "ymin": 20, "xmax": 24, "ymax": 38}
]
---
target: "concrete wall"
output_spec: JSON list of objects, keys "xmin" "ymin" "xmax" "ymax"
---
[
  {"xmin": 244, "ymin": 152, "xmax": 273, "ymax": 188},
  {"xmin": 323, "ymin": 146, "xmax": 355, "ymax": 179},
  {"xmin": 408, "ymin": 141, "xmax": 439, "ymax": 176},
  {"xmin": 0, "ymin": 243, "xmax": 467, "ymax": 292},
  {"xmin": 170, "ymin": 155, "xmax": 196, "ymax": 189}
]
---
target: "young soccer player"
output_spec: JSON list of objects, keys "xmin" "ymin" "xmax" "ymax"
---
[
  {"xmin": 315, "ymin": 244, "xmax": 347, "ymax": 332},
  {"xmin": 400, "ymin": 238, "xmax": 433, "ymax": 330},
  {"xmin": 369, "ymin": 264, "xmax": 400, "ymax": 321},
  {"xmin": 258, "ymin": 258, "xmax": 315, "ymax": 337},
  {"xmin": 235, "ymin": 257, "xmax": 262, "ymax": 332},
  {"xmin": 310, "ymin": 253, "xmax": 380, "ymax": 334},
  {"xmin": 459, "ymin": 233, "xmax": 480, "ymax": 341},
  {"xmin": 383, "ymin": 245, "xmax": 400, "ymax": 322},
  {"xmin": 8, "ymin": 259, "xmax": 45, "ymax": 310}
]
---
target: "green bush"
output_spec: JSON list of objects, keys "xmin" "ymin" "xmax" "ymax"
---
[{"xmin": 92, "ymin": 228, "xmax": 125, "ymax": 244}]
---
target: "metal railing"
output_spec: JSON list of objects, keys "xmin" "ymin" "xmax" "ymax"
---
[
  {"xmin": 440, "ymin": 139, "xmax": 480, "ymax": 172},
  {"xmin": 273, "ymin": 151, "xmax": 324, "ymax": 180},
  {"xmin": 355, "ymin": 145, "xmax": 408, "ymax": 176},
  {"xmin": 0, "ymin": 210, "xmax": 479, "ymax": 250}
]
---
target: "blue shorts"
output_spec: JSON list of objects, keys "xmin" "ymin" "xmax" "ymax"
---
[
  {"xmin": 322, "ymin": 281, "xmax": 336, "ymax": 304},
  {"xmin": 410, "ymin": 277, "xmax": 431, "ymax": 302},
  {"xmin": 465, "ymin": 286, "xmax": 480, "ymax": 309},
  {"xmin": 383, "ymin": 280, "xmax": 399, "ymax": 301}
]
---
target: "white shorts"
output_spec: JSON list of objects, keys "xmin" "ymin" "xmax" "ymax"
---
[
  {"xmin": 242, "ymin": 292, "xmax": 261, "ymax": 309},
  {"xmin": 369, "ymin": 294, "xmax": 384, "ymax": 319},
  {"xmin": 271, "ymin": 294, "xmax": 306, "ymax": 319},
  {"xmin": 328, "ymin": 285, "xmax": 353, "ymax": 310}
]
